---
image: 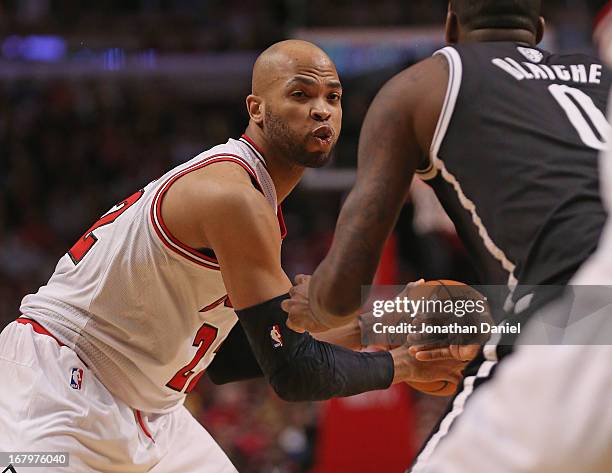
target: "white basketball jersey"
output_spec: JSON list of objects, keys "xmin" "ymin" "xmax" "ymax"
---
[{"xmin": 20, "ymin": 136, "xmax": 284, "ymax": 413}]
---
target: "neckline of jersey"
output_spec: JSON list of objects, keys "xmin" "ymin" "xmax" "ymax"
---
[{"xmin": 239, "ymin": 134, "xmax": 268, "ymax": 169}]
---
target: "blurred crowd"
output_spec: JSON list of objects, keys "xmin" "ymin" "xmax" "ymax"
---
[
  {"xmin": 0, "ymin": 1, "xmax": 608, "ymax": 471},
  {"xmin": 0, "ymin": 75, "xmax": 470, "ymax": 471},
  {"xmin": 0, "ymin": 0, "xmax": 605, "ymax": 52},
  {"xmin": 0, "ymin": 72, "xmax": 475, "ymax": 324}
]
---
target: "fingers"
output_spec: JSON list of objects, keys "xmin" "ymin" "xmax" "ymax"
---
[
  {"xmin": 403, "ymin": 278, "xmax": 425, "ymax": 290},
  {"xmin": 282, "ymin": 299, "xmax": 309, "ymax": 332},
  {"xmin": 288, "ymin": 284, "xmax": 305, "ymax": 298},
  {"xmin": 408, "ymin": 341, "xmax": 482, "ymax": 362},
  {"xmin": 280, "ymin": 298, "xmax": 293, "ymax": 313},
  {"xmin": 414, "ymin": 347, "xmax": 455, "ymax": 362},
  {"xmin": 294, "ymin": 274, "xmax": 311, "ymax": 285},
  {"xmin": 398, "ymin": 278, "xmax": 426, "ymax": 297},
  {"xmin": 448, "ymin": 344, "xmax": 478, "ymax": 362}
]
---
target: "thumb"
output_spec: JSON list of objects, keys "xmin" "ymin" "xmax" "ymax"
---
[
  {"xmin": 455, "ymin": 344, "xmax": 480, "ymax": 362},
  {"xmin": 294, "ymin": 274, "xmax": 310, "ymax": 284},
  {"xmin": 286, "ymin": 318, "xmax": 306, "ymax": 333},
  {"xmin": 280, "ymin": 299, "xmax": 292, "ymax": 313},
  {"xmin": 415, "ymin": 348, "xmax": 454, "ymax": 361}
]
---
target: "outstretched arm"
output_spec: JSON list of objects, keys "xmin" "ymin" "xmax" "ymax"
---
[
  {"xmin": 178, "ymin": 165, "xmax": 462, "ymax": 401},
  {"xmin": 305, "ymin": 56, "xmax": 449, "ymax": 329}
]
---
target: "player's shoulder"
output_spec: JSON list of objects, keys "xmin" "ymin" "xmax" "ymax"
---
[
  {"xmin": 165, "ymin": 138, "xmax": 258, "ymax": 198},
  {"xmin": 376, "ymin": 54, "xmax": 448, "ymax": 111},
  {"xmin": 162, "ymin": 157, "xmax": 277, "ymax": 245},
  {"xmin": 394, "ymin": 54, "xmax": 448, "ymax": 89},
  {"xmin": 182, "ymin": 160, "xmax": 265, "ymax": 212},
  {"xmin": 176, "ymin": 139, "xmax": 248, "ymax": 171},
  {"xmin": 162, "ymin": 138, "xmax": 272, "ymax": 220},
  {"xmin": 193, "ymin": 170, "xmax": 279, "ymax": 242}
]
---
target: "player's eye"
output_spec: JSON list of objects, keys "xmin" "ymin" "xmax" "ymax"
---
[
  {"xmin": 291, "ymin": 90, "xmax": 306, "ymax": 98},
  {"xmin": 328, "ymin": 92, "xmax": 341, "ymax": 101}
]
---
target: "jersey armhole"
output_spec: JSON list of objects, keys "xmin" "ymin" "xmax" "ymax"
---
[
  {"xmin": 416, "ymin": 46, "xmax": 464, "ymax": 182},
  {"xmin": 149, "ymin": 154, "xmax": 263, "ymax": 270}
]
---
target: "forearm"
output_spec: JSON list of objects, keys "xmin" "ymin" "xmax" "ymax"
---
[
  {"xmin": 309, "ymin": 190, "xmax": 391, "ymax": 325},
  {"xmin": 236, "ymin": 294, "xmax": 394, "ymax": 402},
  {"xmin": 270, "ymin": 338, "xmax": 394, "ymax": 402},
  {"xmin": 312, "ymin": 318, "xmax": 362, "ymax": 350},
  {"xmin": 310, "ymin": 71, "xmax": 421, "ymax": 326}
]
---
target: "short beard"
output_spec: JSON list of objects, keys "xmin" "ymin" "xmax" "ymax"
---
[{"xmin": 263, "ymin": 109, "xmax": 334, "ymax": 169}]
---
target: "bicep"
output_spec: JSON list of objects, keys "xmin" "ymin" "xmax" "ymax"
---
[
  {"xmin": 357, "ymin": 74, "xmax": 421, "ymax": 183},
  {"xmin": 339, "ymin": 73, "xmax": 421, "ymax": 245},
  {"xmin": 310, "ymin": 70, "xmax": 423, "ymax": 317},
  {"xmin": 309, "ymin": 58, "xmax": 448, "ymax": 319},
  {"xmin": 344, "ymin": 56, "xmax": 446, "ymax": 237},
  {"xmin": 203, "ymin": 190, "xmax": 291, "ymax": 310}
]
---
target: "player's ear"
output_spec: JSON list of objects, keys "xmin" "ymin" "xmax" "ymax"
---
[
  {"xmin": 246, "ymin": 95, "xmax": 264, "ymax": 125},
  {"xmin": 445, "ymin": 10, "xmax": 459, "ymax": 44},
  {"xmin": 536, "ymin": 17, "xmax": 545, "ymax": 44}
]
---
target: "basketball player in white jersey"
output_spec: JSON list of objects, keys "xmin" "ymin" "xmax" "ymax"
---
[
  {"xmin": 411, "ymin": 4, "xmax": 612, "ymax": 472},
  {"xmin": 0, "ymin": 40, "xmax": 465, "ymax": 473}
]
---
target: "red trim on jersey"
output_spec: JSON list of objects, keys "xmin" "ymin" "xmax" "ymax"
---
[
  {"xmin": 16, "ymin": 318, "xmax": 65, "ymax": 347},
  {"xmin": 240, "ymin": 134, "xmax": 266, "ymax": 160},
  {"xmin": 199, "ymin": 295, "xmax": 229, "ymax": 312},
  {"xmin": 185, "ymin": 370, "xmax": 206, "ymax": 392},
  {"xmin": 239, "ymin": 137, "xmax": 286, "ymax": 239},
  {"xmin": 277, "ymin": 205, "xmax": 287, "ymax": 239},
  {"xmin": 150, "ymin": 154, "xmax": 262, "ymax": 270},
  {"xmin": 595, "ymin": 1, "xmax": 612, "ymax": 29},
  {"xmin": 135, "ymin": 410, "xmax": 155, "ymax": 443}
]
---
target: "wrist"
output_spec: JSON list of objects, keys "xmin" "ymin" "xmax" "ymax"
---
[
  {"xmin": 390, "ymin": 345, "xmax": 413, "ymax": 384},
  {"xmin": 309, "ymin": 291, "xmax": 356, "ymax": 331}
]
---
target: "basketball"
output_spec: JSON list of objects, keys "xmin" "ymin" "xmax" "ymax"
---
[
  {"xmin": 408, "ymin": 380, "xmax": 458, "ymax": 397},
  {"xmin": 422, "ymin": 279, "xmax": 469, "ymax": 292},
  {"xmin": 425, "ymin": 279, "xmax": 466, "ymax": 286},
  {"xmin": 410, "ymin": 280, "xmax": 466, "ymax": 397}
]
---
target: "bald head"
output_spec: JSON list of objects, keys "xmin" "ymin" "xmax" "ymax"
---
[
  {"xmin": 252, "ymin": 40, "xmax": 337, "ymax": 96},
  {"xmin": 245, "ymin": 39, "xmax": 342, "ymax": 170}
]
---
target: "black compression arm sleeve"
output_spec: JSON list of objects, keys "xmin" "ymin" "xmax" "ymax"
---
[
  {"xmin": 207, "ymin": 322, "xmax": 263, "ymax": 385},
  {"xmin": 236, "ymin": 294, "xmax": 394, "ymax": 402}
]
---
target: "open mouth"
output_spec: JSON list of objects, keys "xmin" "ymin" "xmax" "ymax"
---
[{"xmin": 312, "ymin": 125, "xmax": 334, "ymax": 145}]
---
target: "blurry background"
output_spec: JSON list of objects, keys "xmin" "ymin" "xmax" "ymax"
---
[{"xmin": 0, "ymin": 1, "xmax": 607, "ymax": 472}]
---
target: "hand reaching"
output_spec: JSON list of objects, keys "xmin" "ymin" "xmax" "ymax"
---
[{"xmin": 281, "ymin": 274, "xmax": 333, "ymax": 333}]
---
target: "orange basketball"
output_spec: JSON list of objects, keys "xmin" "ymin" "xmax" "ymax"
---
[
  {"xmin": 408, "ymin": 380, "xmax": 458, "ymax": 397},
  {"xmin": 406, "ymin": 279, "xmax": 473, "ymax": 306},
  {"xmin": 423, "ymin": 279, "xmax": 468, "ymax": 287},
  {"xmin": 406, "ymin": 279, "xmax": 481, "ymax": 397},
  {"xmin": 419, "ymin": 279, "xmax": 483, "ymax": 302}
]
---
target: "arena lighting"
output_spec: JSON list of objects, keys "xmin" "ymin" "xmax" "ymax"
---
[
  {"xmin": 1, "ymin": 35, "xmax": 67, "ymax": 62},
  {"xmin": 294, "ymin": 27, "xmax": 556, "ymax": 75},
  {"xmin": 294, "ymin": 27, "xmax": 445, "ymax": 76},
  {"xmin": 103, "ymin": 48, "xmax": 126, "ymax": 70}
]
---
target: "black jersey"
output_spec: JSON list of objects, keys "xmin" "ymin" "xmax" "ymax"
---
[{"xmin": 417, "ymin": 42, "xmax": 611, "ymax": 302}]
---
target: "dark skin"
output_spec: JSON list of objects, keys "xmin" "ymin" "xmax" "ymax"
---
[
  {"xmin": 162, "ymin": 39, "xmax": 466, "ymax": 388},
  {"xmin": 283, "ymin": 7, "xmax": 545, "ymax": 362}
]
